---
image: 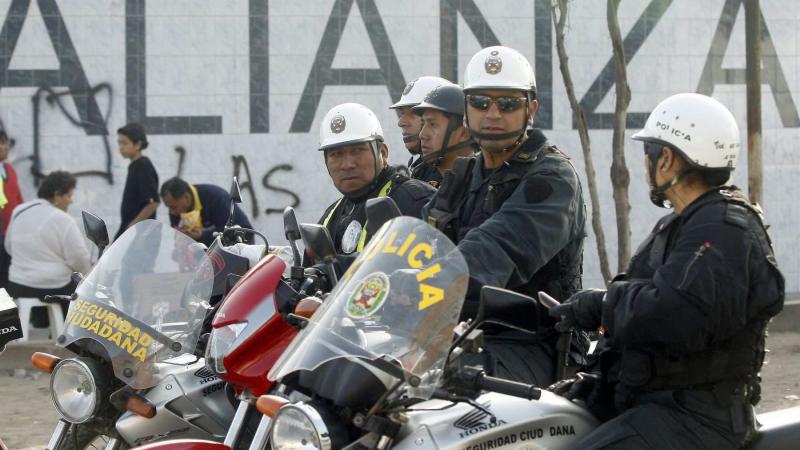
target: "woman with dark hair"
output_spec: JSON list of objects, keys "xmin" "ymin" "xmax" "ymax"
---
[
  {"xmin": 116, "ymin": 122, "xmax": 159, "ymax": 240},
  {"xmin": 4, "ymin": 171, "xmax": 91, "ymax": 323}
]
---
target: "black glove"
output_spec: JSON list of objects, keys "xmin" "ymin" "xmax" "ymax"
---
[
  {"xmin": 548, "ymin": 371, "xmax": 601, "ymax": 400},
  {"xmin": 548, "ymin": 289, "xmax": 605, "ymax": 332}
]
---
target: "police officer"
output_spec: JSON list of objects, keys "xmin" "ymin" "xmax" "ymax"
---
[
  {"xmin": 411, "ymin": 83, "xmax": 478, "ymax": 187},
  {"xmin": 389, "ymin": 76, "xmax": 452, "ymax": 184},
  {"xmin": 318, "ymin": 103, "xmax": 436, "ymax": 262},
  {"xmin": 549, "ymin": 93, "xmax": 785, "ymax": 449},
  {"xmin": 425, "ymin": 46, "xmax": 587, "ymax": 386}
]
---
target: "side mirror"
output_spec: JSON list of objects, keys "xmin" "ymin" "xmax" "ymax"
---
[
  {"xmin": 365, "ymin": 197, "xmax": 401, "ymax": 238},
  {"xmin": 82, "ymin": 211, "xmax": 109, "ymax": 255},
  {"xmin": 229, "ymin": 176, "xmax": 243, "ymax": 204},
  {"xmin": 298, "ymin": 223, "xmax": 336, "ymax": 264},
  {"xmin": 474, "ymin": 286, "xmax": 539, "ymax": 333},
  {"xmin": 283, "ymin": 206, "xmax": 301, "ymax": 241}
]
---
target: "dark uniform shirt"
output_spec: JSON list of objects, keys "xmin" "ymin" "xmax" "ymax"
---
[
  {"xmin": 318, "ymin": 166, "xmax": 436, "ymax": 257},
  {"xmin": 423, "ymin": 129, "xmax": 587, "ymax": 385},
  {"xmin": 576, "ymin": 187, "xmax": 785, "ymax": 449},
  {"xmin": 116, "ymin": 156, "xmax": 158, "ymax": 239},
  {"xmin": 410, "ymin": 160, "xmax": 443, "ymax": 187},
  {"xmin": 167, "ymin": 183, "xmax": 254, "ymax": 247}
]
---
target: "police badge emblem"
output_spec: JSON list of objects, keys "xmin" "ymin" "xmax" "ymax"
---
[
  {"xmin": 346, "ymin": 272, "xmax": 390, "ymax": 319},
  {"xmin": 403, "ymin": 80, "xmax": 415, "ymax": 95},
  {"xmin": 341, "ymin": 220, "xmax": 362, "ymax": 254},
  {"xmin": 484, "ymin": 50, "xmax": 502, "ymax": 74},
  {"xmin": 330, "ymin": 114, "xmax": 346, "ymax": 134}
]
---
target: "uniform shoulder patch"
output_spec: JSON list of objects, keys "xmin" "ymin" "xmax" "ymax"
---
[{"xmin": 524, "ymin": 177, "xmax": 553, "ymax": 204}]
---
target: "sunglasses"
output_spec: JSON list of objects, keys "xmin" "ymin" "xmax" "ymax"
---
[{"xmin": 466, "ymin": 94, "xmax": 527, "ymax": 112}]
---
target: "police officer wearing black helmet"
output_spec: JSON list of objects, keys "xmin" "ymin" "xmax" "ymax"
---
[
  {"xmin": 389, "ymin": 76, "xmax": 452, "ymax": 185},
  {"xmin": 548, "ymin": 93, "xmax": 784, "ymax": 449},
  {"xmin": 316, "ymin": 103, "xmax": 435, "ymax": 265},
  {"xmin": 410, "ymin": 83, "xmax": 478, "ymax": 187},
  {"xmin": 424, "ymin": 46, "xmax": 588, "ymax": 386}
]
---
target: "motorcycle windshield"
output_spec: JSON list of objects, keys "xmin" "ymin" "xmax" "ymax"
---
[
  {"xmin": 269, "ymin": 217, "xmax": 468, "ymax": 399},
  {"xmin": 59, "ymin": 220, "xmax": 213, "ymax": 389}
]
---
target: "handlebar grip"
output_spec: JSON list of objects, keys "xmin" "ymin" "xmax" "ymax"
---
[
  {"xmin": 477, "ymin": 373, "xmax": 541, "ymax": 400},
  {"xmin": 43, "ymin": 294, "xmax": 74, "ymax": 304}
]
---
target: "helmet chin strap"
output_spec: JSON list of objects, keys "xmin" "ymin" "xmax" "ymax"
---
[
  {"xmin": 646, "ymin": 147, "xmax": 684, "ymax": 209},
  {"xmin": 403, "ymin": 134, "xmax": 422, "ymax": 155},
  {"xmin": 418, "ymin": 115, "xmax": 474, "ymax": 167},
  {"xmin": 466, "ymin": 93, "xmax": 532, "ymax": 153}
]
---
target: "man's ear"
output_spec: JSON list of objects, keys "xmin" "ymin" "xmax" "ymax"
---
[{"xmin": 380, "ymin": 143, "xmax": 389, "ymax": 164}]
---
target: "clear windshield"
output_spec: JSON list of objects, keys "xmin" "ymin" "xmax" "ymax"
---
[
  {"xmin": 268, "ymin": 217, "xmax": 468, "ymax": 399},
  {"xmin": 59, "ymin": 220, "xmax": 213, "ymax": 389}
]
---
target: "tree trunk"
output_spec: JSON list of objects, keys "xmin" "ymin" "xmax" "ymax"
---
[
  {"xmin": 551, "ymin": 0, "xmax": 612, "ymax": 284},
  {"xmin": 607, "ymin": 0, "xmax": 632, "ymax": 272}
]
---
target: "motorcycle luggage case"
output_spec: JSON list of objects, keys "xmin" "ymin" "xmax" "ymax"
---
[{"xmin": 0, "ymin": 294, "xmax": 22, "ymax": 348}]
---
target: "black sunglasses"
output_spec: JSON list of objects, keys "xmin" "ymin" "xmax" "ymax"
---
[{"xmin": 466, "ymin": 94, "xmax": 527, "ymax": 112}]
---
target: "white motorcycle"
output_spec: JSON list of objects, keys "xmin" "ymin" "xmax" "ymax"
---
[{"xmin": 256, "ymin": 216, "xmax": 800, "ymax": 450}]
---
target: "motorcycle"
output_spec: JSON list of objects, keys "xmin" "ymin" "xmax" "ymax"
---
[
  {"xmin": 31, "ymin": 217, "xmax": 249, "ymax": 450},
  {"xmin": 135, "ymin": 199, "xmax": 401, "ymax": 450},
  {"xmin": 254, "ymin": 216, "xmax": 800, "ymax": 450}
]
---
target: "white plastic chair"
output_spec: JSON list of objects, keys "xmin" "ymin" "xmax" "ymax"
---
[{"xmin": 1, "ymin": 289, "xmax": 65, "ymax": 342}]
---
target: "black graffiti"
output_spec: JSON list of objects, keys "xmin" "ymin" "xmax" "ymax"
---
[
  {"xmin": 697, "ymin": 0, "xmax": 800, "ymax": 127},
  {"xmin": 124, "ymin": 0, "xmax": 222, "ymax": 135},
  {"xmin": 174, "ymin": 146, "xmax": 186, "ymax": 177},
  {"xmin": 289, "ymin": 0, "xmax": 406, "ymax": 133},
  {"xmin": 262, "ymin": 164, "xmax": 300, "ymax": 214},
  {"xmin": 231, "ymin": 155, "xmax": 260, "ymax": 219},
  {"xmin": 31, "ymin": 84, "xmax": 114, "ymax": 185}
]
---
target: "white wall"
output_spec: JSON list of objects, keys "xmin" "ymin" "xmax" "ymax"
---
[{"xmin": 0, "ymin": 0, "xmax": 797, "ymax": 291}]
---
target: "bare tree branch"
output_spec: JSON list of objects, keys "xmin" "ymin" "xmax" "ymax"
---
[
  {"xmin": 551, "ymin": 0, "xmax": 612, "ymax": 284},
  {"xmin": 607, "ymin": 0, "xmax": 632, "ymax": 272}
]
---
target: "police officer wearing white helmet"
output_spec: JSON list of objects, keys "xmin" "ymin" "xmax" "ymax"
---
[
  {"xmin": 424, "ymin": 46, "xmax": 588, "ymax": 386},
  {"xmin": 317, "ymin": 103, "xmax": 435, "ymax": 263},
  {"xmin": 390, "ymin": 76, "xmax": 452, "ymax": 183},
  {"xmin": 549, "ymin": 93, "xmax": 784, "ymax": 449}
]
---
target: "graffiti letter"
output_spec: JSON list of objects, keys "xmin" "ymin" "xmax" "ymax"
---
[{"xmin": 262, "ymin": 164, "xmax": 300, "ymax": 214}]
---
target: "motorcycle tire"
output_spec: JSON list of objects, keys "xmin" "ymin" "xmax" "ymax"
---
[{"xmin": 59, "ymin": 425, "xmax": 127, "ymax": 450}]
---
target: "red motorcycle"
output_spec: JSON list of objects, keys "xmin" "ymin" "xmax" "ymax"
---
[{"xmin": 138, "ymin": 206, "xmax": 339, "ymax": 450}]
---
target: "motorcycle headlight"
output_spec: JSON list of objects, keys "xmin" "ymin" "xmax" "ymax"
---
[
  {"xmin": 205, "ymin": 322, "xmax": 247, "ymax": 374},
  {"xmin": 50, "ymin": 358, "xmax": 102, "ymax": 423},
  {"xmin": 271, "ymin": 403, "xmax": 332, "ymax": 450}
]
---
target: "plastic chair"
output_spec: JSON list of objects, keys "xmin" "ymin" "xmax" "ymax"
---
[{"xmin": 1, "ymin": 289, "xmax": 65, "ymax": 342}]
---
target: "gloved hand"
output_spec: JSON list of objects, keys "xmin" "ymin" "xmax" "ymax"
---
[
  {"xmin": 548, "ymin": 371, "xmax": 601, "ymax": 400},
  {"xmin": 548, "ymin": 289, "xmax": 605, "ymax": 332}
]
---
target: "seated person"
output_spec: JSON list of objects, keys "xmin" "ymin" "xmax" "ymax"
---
[{"xmin": 5, "ymin": 171, "xmax": 91, "ymax": 324}]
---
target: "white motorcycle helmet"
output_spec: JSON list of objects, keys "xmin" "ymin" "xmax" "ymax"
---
[
  {"xmin": 632, "ymin": 93, "xmax": 740, "ymax": 170},
  {"xmin": 463, "ymin": 46, "xmax": 536, "ymax": 94},
  {"xmin": 632, "ymin": 93, "xmax": 740, "ymax": 207},
  {"xmin": 390, "ymin": 76, "xmax": 452, "ymax": 110},
  {"xmin": 319, "ymin": 102, "xmax": 384, "ymax": 151},
  {"xmin": 462, "ymin": 46, "xmax": 537, "ymax": 148}
]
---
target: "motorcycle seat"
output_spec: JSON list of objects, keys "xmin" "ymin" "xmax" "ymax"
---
[{"xmin": 747, "ymin": 406, "xmax": 800, "ymax": 450}]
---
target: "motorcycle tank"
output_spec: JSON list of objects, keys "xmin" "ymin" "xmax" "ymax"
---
[
  {"xmin": 116, "ymin": 357, "xmax": 235, "ymax": 446},
  {"xmin": 392, "ymin": 391, "xmax": 598, "ymax": 450}
]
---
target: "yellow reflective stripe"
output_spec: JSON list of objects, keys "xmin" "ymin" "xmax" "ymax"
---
[
  {"xmin": 322, "ymin": 198, "xmax": 343, "ymax": 228},
  {"xmin": 356, "ymin": 180, "xmax": 393, "ymax": 252}
]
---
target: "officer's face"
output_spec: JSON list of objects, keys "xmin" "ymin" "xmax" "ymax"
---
[
  {"xmin": 396, "ymin": 106, "xmax": 422, "ymax": 152},
  {"xmin": 325, "ymin": 142, "xmax": 387, "ymax": 193},
  {"xmin": 419, "ymin": 109, "xmax": 451, "ymax": 157},
  {"xmin": 466, "ymin": 89, "xmax": 538, "ymax": 152}
]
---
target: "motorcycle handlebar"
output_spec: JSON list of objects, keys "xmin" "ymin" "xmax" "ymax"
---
[{"xmin": 475, "ymin": 372, "xmax": 542, "ymax": 401}]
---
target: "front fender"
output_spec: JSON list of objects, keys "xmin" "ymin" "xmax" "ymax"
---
[{"xmin": 136, "ymin": 439, "xmax": 230, "ymax": 450}]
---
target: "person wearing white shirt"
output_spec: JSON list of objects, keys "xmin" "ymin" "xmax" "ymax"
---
[{"xmin": 5, "ymin": 171, "xmax": 90, "ymax": 325}]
